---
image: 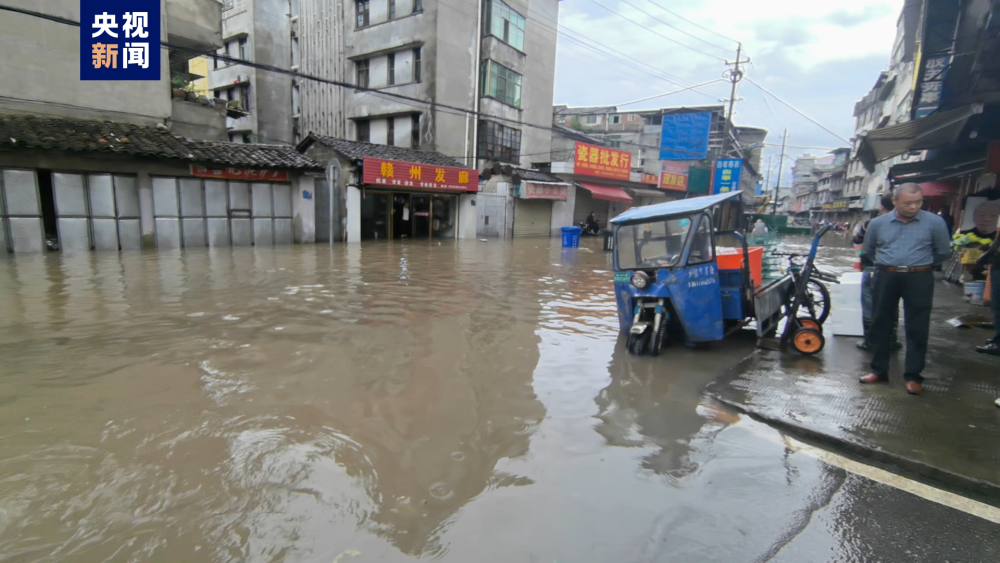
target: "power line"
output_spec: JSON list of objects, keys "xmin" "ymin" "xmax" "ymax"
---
[
  {"xmin": 618, "ymin": 0, "xmax": 732, "ymax": 54},
  {"xmin": 585, "ymin": 0, "xmax": 728, "ymax": 62},
  {"xmin": 745, "ymin": 78, "xmax": 850, "ymax": 144},
  {"xmin": 643, "ymin": 0, "xmax": 741, "ymax": 46}
]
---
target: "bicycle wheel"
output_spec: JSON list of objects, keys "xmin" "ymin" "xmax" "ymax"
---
[{"xmin": 803, "ymin": 280, "xmax": 831, "ymax": 325}]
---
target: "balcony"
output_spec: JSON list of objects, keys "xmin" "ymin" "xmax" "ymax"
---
[
  {"xmin": 171, "ymin": 98, "xmax": 227, "ymax": 141},
  {"xmin": 167, "ymin": 0, "xmax": 224, "ymax": 55}
]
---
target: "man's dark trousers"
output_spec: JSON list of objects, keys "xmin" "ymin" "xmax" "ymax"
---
[{"xmin": 870, "ymin": 269, "xmax": 935, "ymax": 382}]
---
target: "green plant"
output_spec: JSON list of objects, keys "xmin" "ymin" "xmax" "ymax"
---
[
  {"xmin": 227, "ymin": 100, "xmax": 242, "ymax": 110},
  {"xmin": 170, "ymin": 73, "xmax": 188, "ymax": 89}
]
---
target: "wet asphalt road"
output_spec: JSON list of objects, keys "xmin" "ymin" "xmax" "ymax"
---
[{"xmin": 0, "ymin": 237, "xmax": 996, "ymax": 562}]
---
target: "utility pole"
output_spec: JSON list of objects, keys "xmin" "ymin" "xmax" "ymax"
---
[
  {"xmin": 722, "ymin": 43, "xmax": 750, "ymax": 155},
  {"xmin": 772, "ymin": 129, "xmax": 788, "ymax": 215},
  {"xmin": 764, "ymin": 155, "xmax": 773, "ymax": 195}
]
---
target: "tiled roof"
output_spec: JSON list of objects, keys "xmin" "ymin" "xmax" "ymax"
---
[
  {"xmin": 299, "ymin": 133, "xmax": 466, "ymax": 168},
  {"xmin": 0, "ymin": 114, "xmax": 321, "ymax": 169},
  {"xmin": 515, "ymin": 167, "xmax": 565, "ymax": 183}
]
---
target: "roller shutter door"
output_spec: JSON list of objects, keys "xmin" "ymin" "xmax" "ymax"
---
[{"xmin": 513, "ymin": 199, "xmax": 552, "ymax": 237}]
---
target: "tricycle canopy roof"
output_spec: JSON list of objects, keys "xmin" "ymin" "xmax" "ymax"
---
[{"xmin": 609, "ymin": 191, "xmax": 743, "ymax": 224}]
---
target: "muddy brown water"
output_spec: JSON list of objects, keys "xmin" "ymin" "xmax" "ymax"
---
[{"xmin": 0, "ymin": 237, "xmax": 857, "ymax": 562}]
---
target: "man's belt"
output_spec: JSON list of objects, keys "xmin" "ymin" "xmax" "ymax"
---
[{"xmin": 877, "ymin": 265, "xmax": 933, "ymax": 273}]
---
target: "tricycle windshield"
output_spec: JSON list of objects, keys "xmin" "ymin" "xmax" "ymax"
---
[{"xmin": 616, "ymin": 215, "xmax": 695, "ymax": 270}]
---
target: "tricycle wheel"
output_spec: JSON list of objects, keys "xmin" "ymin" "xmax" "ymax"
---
[
  {"xmin": 628, "ymin": 330, "xmax": 651, "ymax": 355},
  {"xmin": 797, "ymin": 317, "xmax": 821, "ymax": 331},
  {"xmin": 793, "ymin": 327, "xmax": 825, "ymax": 355}
]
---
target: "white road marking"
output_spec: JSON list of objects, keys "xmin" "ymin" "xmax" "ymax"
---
[{"xmin": 741, "ymin": 420, "xmax": 1000, "ymax": 524}]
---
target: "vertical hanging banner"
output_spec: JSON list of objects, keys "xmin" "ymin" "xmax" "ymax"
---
[
  {"xmin": 80, "ymin": 0, "xmax": 161, "ymax": 80},
  {"xmin": 712, "ymin": 159, "xmax": 742, "ymax": 194}
]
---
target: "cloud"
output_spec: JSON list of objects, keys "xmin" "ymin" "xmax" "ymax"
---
[
  {"xmin": 552, "ymin": 0, "xmax": 904, "ymax": 184},
  {"xmin": 826, "ymin": 5, "xmax": 895, "ymax": 28}
]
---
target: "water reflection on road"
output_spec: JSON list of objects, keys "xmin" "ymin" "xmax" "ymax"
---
[{"xmin": 0, "ymin": 237, "xmax": 965, "ymax": 563}]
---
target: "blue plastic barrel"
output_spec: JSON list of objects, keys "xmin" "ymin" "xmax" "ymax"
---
[{"xmin": 561, "ymin": 226, "xmax": 582, "ymax": 248}]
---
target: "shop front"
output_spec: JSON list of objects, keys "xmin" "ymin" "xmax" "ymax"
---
[
  {"xmin": 513, "ymin": 181, "xmax": 569, "ymax": 237},
  {"xmin": 574, "ymin": 182, "xmax": 632, "ymax": 228},
  {"xmin": 296, "ymin": 135, "xmax": 481, "ymax": 243},
  {"xmin": 357, "ymin": 157, "xmax": 477, "ymax": 241}
]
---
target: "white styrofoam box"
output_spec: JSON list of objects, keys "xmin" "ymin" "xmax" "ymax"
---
[{"xmin": 827, "ymin": 272, "xmax": 865, "ymax": 336}]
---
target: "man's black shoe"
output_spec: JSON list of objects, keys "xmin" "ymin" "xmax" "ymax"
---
[
  {"xmin": 891, "ymin": 341, "xmax": 903, "ymax": 351},
  {"xmin": 856, "ymin": 340, "xmax": 872, "ymax": 351}
]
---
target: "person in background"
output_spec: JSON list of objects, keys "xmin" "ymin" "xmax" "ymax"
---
[
  {"xmin": 859, "ymin": 183, "xmax": 951, "ymax": 395},
  {"xmin": 752, "ymin": 219, "xmax": 769, "ymax": 235},
  {"xmin": 974, "ymin": 213, "xmax": 1000, "ymax": 356},
  {"xmin": 584, "ymin": 212, "xmax": 601, "ymax": 235},
  {"xmin": 854, "ymin": 194, "xmax": 901, "ymax": 351}
]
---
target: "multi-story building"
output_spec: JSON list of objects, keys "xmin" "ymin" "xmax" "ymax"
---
[{"xmin": 212, "ymin": 0, "xmax": 560, "ymax": 241}]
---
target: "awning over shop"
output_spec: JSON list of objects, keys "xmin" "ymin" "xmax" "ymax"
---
[
  {"xmin": 628, "ymin": 188, "xmax": 669, "ymax": 199},
  {"xmin": 919, "ymin": 181, "xmax": 958, "ymax": 197},
  {"xmin": 857, "ymin": 104, "xmax": 983, "ymax": 172},
  {"xmin": 889, "ymin": 154, "xmax": 985, "ymax": 184},
  {"xmin": 577, "ymin": 182, "xmax": 632, "ymax": 203}
]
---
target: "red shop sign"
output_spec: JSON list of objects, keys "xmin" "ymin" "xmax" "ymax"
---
[
  {"xmin": 191, "ymin": 165, "xmax": 289, "ymax": 182},
  {"xmin": 572, "ymin": 142, "xmax": 632, "ymax": 181},
  {"xmin": 523, "ymin": 182, "xmax": 568, "ymax": 201},
  {"xmin": 362, "ymin": 157, "xmax": 479, "ymax": 192}
]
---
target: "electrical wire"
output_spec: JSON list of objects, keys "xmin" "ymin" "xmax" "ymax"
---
[
  {"xmin": 643, "ymin": 0, "xmax": 741, "ymax": 46},
  {"xmin": 0, "ymin": 4, "xmax": 728, "ymax": 160},
  {"xmin": 618, "ymin": 0, "xmax": 733, "ymax": 54},
  {"xmin": 586, "ymin": 0, "xmax": 727, "ymax": 62},
  {"xmin": 745, "ymin": 78, "xmax": 850, "ymax": 144}
]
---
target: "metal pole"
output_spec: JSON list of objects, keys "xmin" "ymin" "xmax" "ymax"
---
[{"xmin": 772, "ymin": 129, "xmax": 787, "ymax": 215}]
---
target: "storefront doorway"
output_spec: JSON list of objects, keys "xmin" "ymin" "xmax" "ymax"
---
[{"xmin": 360, "ymin": 191, "xmax": 458, "ymax": 241}]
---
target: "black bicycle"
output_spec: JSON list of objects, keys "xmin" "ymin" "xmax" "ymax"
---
[{"xmin": 771, "ymin": 252, "xmax": 838, "ymax": 325}]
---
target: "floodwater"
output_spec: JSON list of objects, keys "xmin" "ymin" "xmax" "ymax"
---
[{"xmin": 0, "ymin": 237, "xmax": 992, "ymax": 563}]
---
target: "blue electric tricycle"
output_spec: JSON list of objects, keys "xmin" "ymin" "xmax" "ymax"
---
[{"xmin": 609, "ymin": 191, "xmax": 831, "ymax": 356}]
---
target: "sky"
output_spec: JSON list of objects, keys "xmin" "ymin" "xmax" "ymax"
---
[{"xmin": 549, "ymin": 0, "xmax": 905, "ymax": 189}]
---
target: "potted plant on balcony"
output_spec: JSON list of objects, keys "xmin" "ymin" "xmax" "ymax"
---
[{"xmin": 171, "ymin": 73, "xmax": 187, "ymax": 99}]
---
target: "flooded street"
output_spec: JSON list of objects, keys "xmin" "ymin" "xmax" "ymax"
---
[{"xmin": 1, "ymin": 238, "xmax": 996, "ymax": 563}]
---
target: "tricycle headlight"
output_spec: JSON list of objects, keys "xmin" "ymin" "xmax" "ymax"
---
[{"xmin": 631, "ymin": 271, "xmax": 649, "ymax": 289}]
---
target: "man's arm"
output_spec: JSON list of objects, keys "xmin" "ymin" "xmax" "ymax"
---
[
  {"xmin": 862, "ymin": 217, "xmax": 878, "ymax": 263},
  {"xmin": 931, "ymin": 215, "xmax": 953, "ymax": 265}
]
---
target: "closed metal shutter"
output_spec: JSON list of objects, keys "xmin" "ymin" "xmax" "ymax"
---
[
  {"xmin": 513, "ymin": 198, "xmax": 552, "ymax": 237},
  {"xmin": 573, "ymin": 189, "xmax": 610, "ymax": 228}
]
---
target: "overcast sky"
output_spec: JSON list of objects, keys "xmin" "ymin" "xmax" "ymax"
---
[{"xmin": 550, "ymin": 0, "xmax": 905, "ymax": 189}]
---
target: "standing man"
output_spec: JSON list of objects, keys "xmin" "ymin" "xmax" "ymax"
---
[
  {"xmin": 974, "ymin": 214, "xmax": 1000, "ymax": 355},
  {"xmin": 854, "ymin": 194, "xmax": 901, "ymax": 351},
  {"xmin": 860, "ymin": 183, "xmax": 952, "ymax": 395}
]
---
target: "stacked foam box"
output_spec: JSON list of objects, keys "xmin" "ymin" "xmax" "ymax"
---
[{"xmin": 827, "ymin": 272, "xmax": 865, "ymax": 337}]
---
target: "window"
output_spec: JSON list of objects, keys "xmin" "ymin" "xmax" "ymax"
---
[
  {"xmin": 479, "ymin": 60, "xmax": 521, "ymax": 107},
  {"xmin": 486, "ymin": 0, "xmax": 525, "ymax": 50},
  {"xmin": 388, "ymin": 53, "xmax": 395, "ymax": 85},
  {"xmin": 413, "ymin": 48, "xmax": 421, "ymax": 82},
  {"xmin": 357, "ymin": 0, "xmax": 369, "ymax": 27},
  {"xmin": 608, "ymin": 136, "xmax": 621, "ymax": 148},
  {"xmin": 356, "ymin": 59, "xmax": 369, "ymax": 88},
  {"xmin": 611, "ymin": 115, "xmax": 620, "ymax": 124},
  {"xmin": 414, "ymin": 0, "xmax": 422, "ymax": 12},
  {"xmin": 357, "ymin": 120, "xmax": 370, "ymax": 143},
  {"xmin": 586, "ymin": 114, "xmax": 597, "ymax": 124},
  {"xmin": 387, "ymin": 118, "xmax": 395, "ymax": 147},
  {"xmin": 388, "ymin": 0, "xmax": 396, "ymax": 19},
  {"xmin": 688, "ymin": 214, "xmax": 714, "ymax": 264},
  {"xmin": 237, "ymin": 37, "xmax": 248, "ymax": 60},
  {"xmin": 411, "ymin": 115, "xmax": 420, "ymax": 148},
  {"xmin": 477, "ymin": 120, "xmax": 521, "ymax": 163}
]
